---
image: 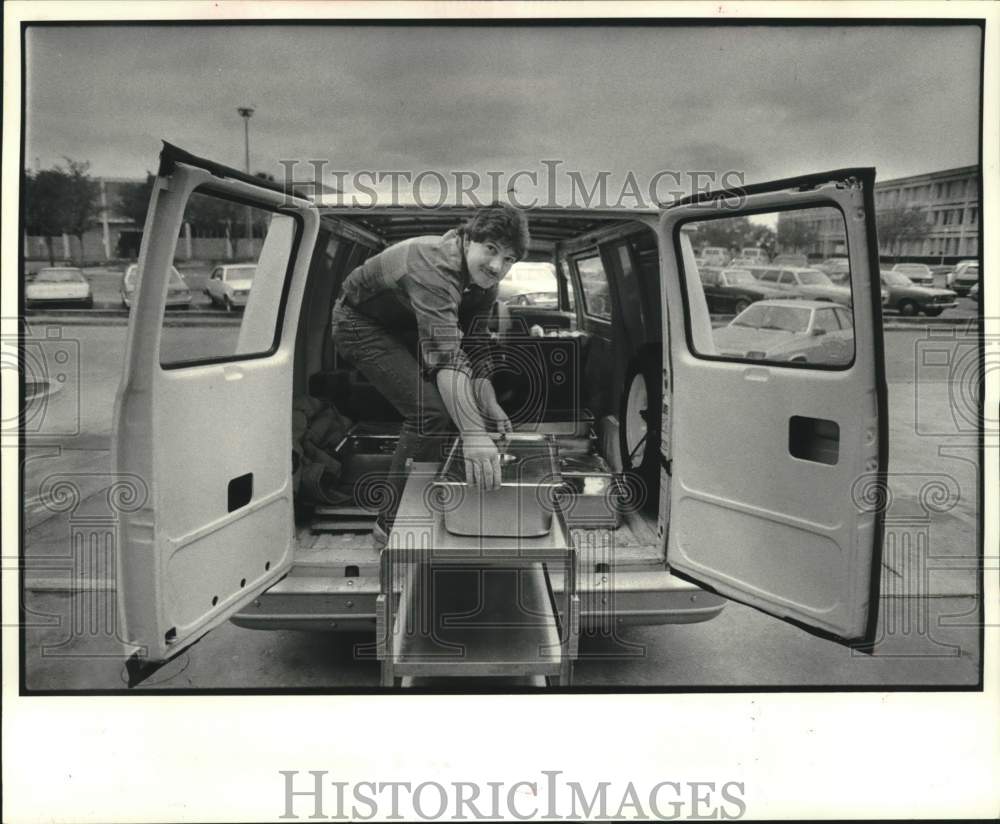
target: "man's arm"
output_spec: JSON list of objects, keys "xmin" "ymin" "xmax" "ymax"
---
[
  {"xmin": 435, "ymin": 367, "xmax": 501, "ymax": 490},
  {"xmin": 472, "ymin": 377, "xmax": 513, "ymax": 435}
]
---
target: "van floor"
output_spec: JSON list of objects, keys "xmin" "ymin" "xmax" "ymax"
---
[{"xmin": 291, "ymin": 507, "xmax": 664, "ymax": 577}]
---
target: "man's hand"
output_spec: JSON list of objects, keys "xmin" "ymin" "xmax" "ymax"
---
[{"xmin": 462, "ymin": 433, "xmax": 501, "ymax": 491}]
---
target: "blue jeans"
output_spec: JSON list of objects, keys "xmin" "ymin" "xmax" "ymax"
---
[{"xmin": 331, "ymin": 300, "xmax": 454, "ymax": 533}]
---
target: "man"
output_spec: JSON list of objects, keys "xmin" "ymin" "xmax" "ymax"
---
[{"xmin": 331, "ymin": 203, "xmax": 530, "ymax": 547}]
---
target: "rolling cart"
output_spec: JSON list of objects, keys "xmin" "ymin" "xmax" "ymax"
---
[{"xmin": 377, "ymin": 463, "xmax": 579, "ymax": 687}]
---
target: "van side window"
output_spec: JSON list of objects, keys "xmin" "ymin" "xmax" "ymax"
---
[
  {"xmin": 678, "ymin": 205, "xmax": 855, "ymax": 369},
  {"xmin": 574, "ymin": 254, "xmax": 612, "ymax": 321},
  {"xmin": 159, "ymin": 187, "xmax": 300, "ymax": 368}
]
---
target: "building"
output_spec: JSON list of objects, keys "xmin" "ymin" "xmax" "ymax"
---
[{"xmin": 775, "ymin": 165, "xmax": 979, "ymax": 264}]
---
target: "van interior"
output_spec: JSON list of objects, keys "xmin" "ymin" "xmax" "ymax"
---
[{"xmin": 290, "ymin": 208, "xmax": 670, "ymax": 580}]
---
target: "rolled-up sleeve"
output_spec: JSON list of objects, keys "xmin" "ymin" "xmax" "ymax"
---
[
  {"xmin": 459, "ymin": 287, "xmax": 497, "ymax": 382},
  {"xmin": 407, "ymin": 274, "xmax": 473, "ymax": 381}
]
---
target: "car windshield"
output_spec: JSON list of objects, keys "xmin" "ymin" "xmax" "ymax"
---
[
  {"xmin": 507, "ymin": 261, "xmax": 556, "ymax": 281},
  {"xmin": 882, "ymin": 271, "xmax": 912, "ymax": 286},
  {"xmin": 722, "ymin": 269, "xmax": 755, "ymax": 285},
  {"xmin": 732, "ymin": 304, "xmax": 811, "ymax": 333},
  {"xmin": 520, "ymin": 292, "xmax": 559, "ymax": 307},
  {"xmin": 962, "ymin": 264, "xmax": 979, "ymax": 275},
  {"xmin": 796, "ymin": 270, "xmax": 833, "ymax": 286},
  {"xmin": 35, "ymin": 268, "xmax": 84, "ymax": 283},
  {"xmin": 225, "ymin": 266, "xmax": 256, "ymax": 281},
  {"xmin": 125, "ymin": 265, "xmax": 184, "ymax": 287},
  {"xmin": 896, "ymin": 264, "xmax": 929, "ymax": 274}
]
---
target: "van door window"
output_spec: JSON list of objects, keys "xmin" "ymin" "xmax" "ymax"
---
[
  {"xmin": 680, "ymin": 205, "xmax": 855, "ymax": 368},
  {"xmin": 159, "ymin": 188, "xmax": 300, "ymax": 367},
  {"xmin": 574, "ymin": 254, "xmax": 612, "ymax": 321}
]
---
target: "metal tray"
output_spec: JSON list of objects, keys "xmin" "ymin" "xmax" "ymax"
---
[
  {"xmin": 557, "ymin": 453, "xmax": 624, "ymax": 529},
  {"xmin": 333, "ymin": 427, "xmax": 400, "ymax": 485},
  {"xmin": 431, "ymin": 433, "xmax": 562, "ymax": 537}
]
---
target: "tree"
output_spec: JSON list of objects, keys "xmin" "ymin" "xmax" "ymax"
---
[
  {"xmin": 776, "ymin": 213, "xmax": 819, "ymax": 253},
  {"xmin": 24, "ymin": 169, "xmax": 71, "ymax": 265},
  {"xmin": 746, "ymin": 224, "xmax": 777, "ymax": 259},
  {"xmin": 876, "ymin": 205, "xmax": 929, "ymax": 256},
  {"xmin": 693, "ymin": 215, "xmax": 753, "ymax": 255},
  {"xmin": 62, "ymin": 158, "xmax": 99, "ymax": 262},
  {"xmin": 117, "ymin": 173, "xmax": 156, "ymax": 228}
]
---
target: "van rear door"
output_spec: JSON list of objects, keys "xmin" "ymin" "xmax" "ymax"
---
[
  {"xmin": 659, "ymin": 170, "xmax": 887, "ymax": 646},
  {"xmin": 112, "ymin": 144, "xmax": 320, "ymax": 684}
]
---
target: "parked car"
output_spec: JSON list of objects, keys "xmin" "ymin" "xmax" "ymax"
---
[
  {"xmin": 503, "ymin": 291, "xmax": 559, "ymax": 308},
  {"xmin": 879, "ymin": 270, "xmax": 957, "ymax": 316},
  {"xmin": 121, "ymin": 263, "xmax": 192, "ymax": 309},
  {"xmin": 816, "ymin": 257, "xmax": 851, "ymax": 284},
  {"xmin": 772, "ymin": 253, "xmax": 808, "ymax": 267},
  {"xmin": 930, "ymin": 264, "xmax": 955, "ymax": 289},
  {"xmin": 738, "ymin": 247, "xmax": 767, "ymax": 263},
  {"xmin": 496, "ymin": 261, "xmax": 558, "ymax": 304},
  {"xmin": 25, "ymin": 267, "xmax": 93, "ymax": 309},
  {"xmin": 113, "ymin": 145, "xmax": 888, "ymax": 685},
  {"xmin": 946, "ymin": 260, "xmax": 979, "ymax": 296},
  {"xmin": 713, "ymin": 299, "xmax": 855, "ymax": 365},
  {"xmin": 753, "ymin": 266, "xmax": 853, "ymax": 307},
  {"xmin": 891, "ymin": 262, "xmax": 933, "ymax": 285},
  {"xmin": 698, "ymin": 246, "xmax": 730, "ymax": 267},
  {"xmin": 699, "ymin": 266, "xmax": 784, "ymax": 314},
  {"xmin": 204, "ymin": 263, "xmax": 257, "ymax": 310}
]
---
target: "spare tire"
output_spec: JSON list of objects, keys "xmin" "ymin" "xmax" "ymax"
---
[{"xmin": 618, "ymin": 351, "xmax": 662, "ymax": 513}]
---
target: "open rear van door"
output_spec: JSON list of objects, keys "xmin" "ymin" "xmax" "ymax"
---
[
  {"xmin": 112, "ymin": 144, "xmax": 320, "ymax": 684},
  {"xmin": 659, "ymin": 169, "xmax": 888, "ymax": 646}
]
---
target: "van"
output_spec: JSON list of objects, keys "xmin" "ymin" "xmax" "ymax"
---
[
  {"xmin": 698, "ymin": 246, "xmax": 730, "ymax": 267},
  {"xmin": 113, "ymin": 145, "xmax": 888, "ymax": 684}
]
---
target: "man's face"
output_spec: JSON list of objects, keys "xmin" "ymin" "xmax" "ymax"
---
[{"xmin": 464, "ymin": 237, "xmax": 518, "ymax": 289}]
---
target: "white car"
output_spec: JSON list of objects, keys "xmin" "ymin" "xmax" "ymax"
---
[
  {"xmin": 113, "ymin": 145, "xmax": 888, "ymax": 685},
  {"xmin": 891, "ymin": 262, "xmax": 933, "ymax": 285},
  {"xmin": 946, "ymin": 260, "xmax": 979, "ymax": 296},
  {"xmin": 497, "ymin": 260, "xmax": 558, "ymax": 304},
  {"xmin": 204, "ymin": 263, "xmax": 256, "ymax": 310},
  {"xmin": 698, "ymin": 246, "xmax": 730, "ymax": 267},
  {"xmin": 25, "ymin": 267, "xmax": 93, "ymax": 309},
  {"xmin": 121, "ymin": 263, "xmax": 192, "ymax": 309}
]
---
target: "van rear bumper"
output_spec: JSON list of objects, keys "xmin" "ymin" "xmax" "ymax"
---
[{"xmin": 230, "ymin": 568, "xmax": 727, "ymax": 632}]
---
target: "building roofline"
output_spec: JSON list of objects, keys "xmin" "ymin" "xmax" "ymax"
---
[{"xmin": 876, "ymin": 165, "xmax": 978, "ymax": 187}]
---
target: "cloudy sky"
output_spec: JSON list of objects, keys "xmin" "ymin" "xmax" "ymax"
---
[{"xmin": 24, "ymin": 23, "xmax": 982, "ymax": 201}]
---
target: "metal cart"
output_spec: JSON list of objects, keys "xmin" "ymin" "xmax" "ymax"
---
[{"xmin": 377, "ymin": 463, "xmax": 579, "ymax": 687}]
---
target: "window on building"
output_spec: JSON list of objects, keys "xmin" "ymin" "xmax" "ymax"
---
[{"xmin": 968, "ymin": 207, "xmax": 978, "ymax": 225}]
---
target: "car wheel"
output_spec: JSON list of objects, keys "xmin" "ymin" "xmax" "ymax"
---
[
  {"xmin": 618, "ymin": 352, "xmax": 662, "ymax": 514},
  {"xmin": 733, "ymin": 298, "xmax": 752, "ymax": 315},
  {"xmin": 898, "ymin": 300, "xmax": 918, "ymax": 317},
  {"xmin": 923, "ymin": 307, "xmax": 943, "ymax": 317}
]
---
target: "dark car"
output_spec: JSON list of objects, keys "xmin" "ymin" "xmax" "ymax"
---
[
  {"xmin": 879, "ymin": 270, "xmax": 957, "ymax": 316},
  {"xmin": 699, "ymin": 267, "xmax": 783, "ymax": 314}
]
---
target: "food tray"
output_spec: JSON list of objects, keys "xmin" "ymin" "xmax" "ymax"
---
[
  {"xmin": 557, "ymin": 453, "xmax": 625, "ymax": 529},
  {"xmin": 431, "ymin": 433, "xmax": 562, "ymax": 537}
]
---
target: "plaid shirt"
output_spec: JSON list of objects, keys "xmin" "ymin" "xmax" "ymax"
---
[{"xmin": 339, "ymin": 228, "xmax": 496, "ymax": 381}]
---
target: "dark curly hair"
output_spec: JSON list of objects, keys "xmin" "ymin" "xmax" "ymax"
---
[{"xmin": 461, "ymin": 203, "xmax": 530, "ymax": 260}]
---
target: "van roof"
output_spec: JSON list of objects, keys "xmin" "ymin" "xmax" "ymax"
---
[{"xmin": 314, "ymin": 203, "xmax": 657, "ymax": 245}]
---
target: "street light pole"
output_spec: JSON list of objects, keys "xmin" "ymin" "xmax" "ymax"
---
[{"xmin": 237, "ymin": 106, "xmax": 255, "ymax": 253}]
